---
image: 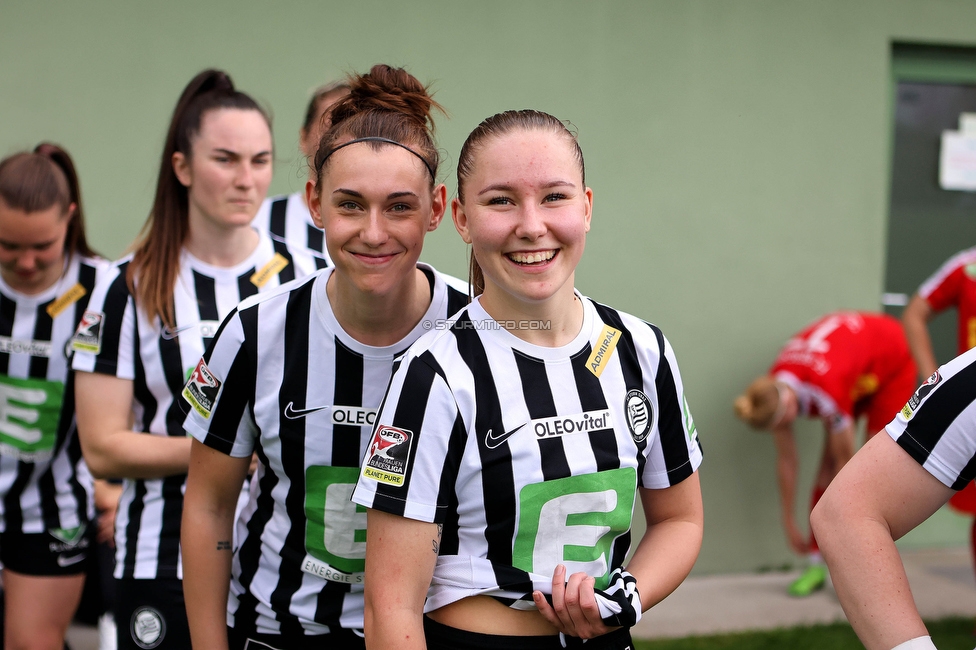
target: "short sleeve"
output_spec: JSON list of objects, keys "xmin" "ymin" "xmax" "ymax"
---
[
  {"xmin": 920, "ymin": 256, "xmax": 966, "ymax": 314},
  {"xmin": 352, "ymin": 349, "xmax": 465, "ymax": 524},
  {"xmin": 639, "ymin": 326, "xmax": 703, "ymax": 489},
  {"xmin": 182, "ymin": 309, "xmax": 258, "ymax": 458},
  {"xmin": 71, "ymin": 264, "xmax": 136, "ymax": 380}
]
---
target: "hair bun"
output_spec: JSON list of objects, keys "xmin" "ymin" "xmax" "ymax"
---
[
  {"xmin": 733, "ymin": 395, "xmax": 753, "ymax": 420},
  {"xmin": 330, "ymin": 64, "xmax": 441, "ymax": 131}
]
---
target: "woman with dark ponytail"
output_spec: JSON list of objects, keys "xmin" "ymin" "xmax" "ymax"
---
[
  {"xmin": 180, "ymin": 64, "xmax": 467, "ymax": 650},
  {"xmin": 0, "ymin": 143, "xmax": 109, "ymax": 649},
  {"xmin": 71, "ymin": 69, "xmax": 319, "ymax": 650}
]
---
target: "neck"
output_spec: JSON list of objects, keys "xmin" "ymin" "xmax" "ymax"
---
[
  {"xmin": 184, "ymin": 212, "xmax": 260, "ymax": 267},
  {"xmin": 1, "ymin": 257, "xmax": 65, "ymax": 296},
  {"xmin": 479, "ymin": 281, "xmax": 582, "ymax": 347},
  {"xmin": 327, "ymin": 267, "xmax": 431, "ymax": 347}
]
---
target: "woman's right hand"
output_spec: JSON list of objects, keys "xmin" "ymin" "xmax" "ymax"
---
[{"xmin": 785, "ymin": 519, "xmax": 808, "ymax": 555}]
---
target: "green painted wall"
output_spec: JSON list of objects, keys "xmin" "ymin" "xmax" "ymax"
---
[{"xmin": 4, "ymin": 0, "xmax": 976, "ymax": 574}]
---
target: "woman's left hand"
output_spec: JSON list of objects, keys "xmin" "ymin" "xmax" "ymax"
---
[{"xmin": 532, "ymin": 565, "xmax": 616, "ymax": 639}]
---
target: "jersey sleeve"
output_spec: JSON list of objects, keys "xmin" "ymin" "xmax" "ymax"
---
[
  {"xmin": 70, "ymin": 263, "xmax": 137, "ymax": 380},
  {"xmin": 638, "ymin": 325, "xmax": 703, "ymax": 489},
  {"xmin": 886, "ymin": 347, "xmax": 976, "ymax": 489},
  {"xmin": 352, "ymin": 349, "xmax": 464, "ymax": 524},
  {"xmin": 919, "ymin": 255, "xmax": 966, "ymax": 313},
  {"xmin": 181, "ymin": 308, "xmax": 258, "ymax": 458}
]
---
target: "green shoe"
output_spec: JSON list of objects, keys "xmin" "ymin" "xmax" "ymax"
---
[{"xmin": 788, "ymin": 564, "xmax": 827, "ymax": 597}]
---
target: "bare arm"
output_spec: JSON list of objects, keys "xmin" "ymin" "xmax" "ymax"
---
[
  {"xmin": 182, "ymin": 439, "xmax": 250, "ymax": 650},
  {"xmin": 363, "ymin": 509, "xmax": 440, "ymax": 650},
  {"xmin": 93, "ymin": 479, "xmax": 123, "ymax": 546},
  {"xmin": 75, "ymin": 371, "xmax": 192, "ymax": 479},
  {"xmin": 772, "ymin": 426, "xmax": 807, "ymax": 554},
  {"xmin": 811, "ymin": 433, "xmax": 953, "ymax": 650},
  {"xmin": 902, "ymin": 294, "xmax": 938, "ymax": 380}
]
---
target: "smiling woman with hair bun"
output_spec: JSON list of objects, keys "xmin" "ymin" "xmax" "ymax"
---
[{"xmin": 180, "ymin": 64, "xmax": 467, "ymax": 650}]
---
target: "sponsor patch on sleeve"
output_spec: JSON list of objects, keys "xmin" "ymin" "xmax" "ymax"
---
[
  {"xmin": 182, "ymin": 358, "xmax": 222, "ymax": 419},
  {"xmin": 901, "ymin": 370, "xmax": 942, "ymax": 421},
  {"xmin": 361, "ymin": 425, "xmax": 413, "ymax": 487},
  {"xmin": 71, "ymin": 311, "xmax": 104, "ymax": 354}
]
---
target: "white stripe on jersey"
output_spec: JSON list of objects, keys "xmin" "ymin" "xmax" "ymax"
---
[
  {"xmin": 183, "ymin": 264, "xmax": 468, "ymax": 635},
  {"xmin": 253, "ymin": 193, "xmax": 332, "ymax": 264},
  {"xmin": 352, "ymin": 294, "xmax": 703, "ymax": 611},
  {"xmin": 887, "ymin": 346, "xmax": 976, "ymax": 489},
  {"xmin": 919, "ymin": 246, "xmax": 976, "ymax": 299},
  {"xmin": 72, "ymin": 231, "xmax": 319, "ymax": 580},
  {"xmin": 0, "ymin": 254, "xmax": 107, "ymax": 534}
]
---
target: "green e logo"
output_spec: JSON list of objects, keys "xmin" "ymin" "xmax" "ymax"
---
[
  {"xmin": 512, "ymin": 468, "xmax": 636, "ymax": 590},
  {"xmin": 0, "ymin": 376, "xmax": 63, "ymax": 460},
  {"xmin": 305, "ymin": 465, "xmax": 367, "ymax": 574}
]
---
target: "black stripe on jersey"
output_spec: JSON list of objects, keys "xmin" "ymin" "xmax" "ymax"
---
[
  {"xmin": 514, "ymin": 350, "xmax": 570, "ymax": 481},
  {"xmin": 0, "ymin": 294, "xmax": 16, "ymax": 374},
  {"xmin": 237, "ymin": 271, "xmax": 258, "ymax": 303},
  {"xmin": 447, "ymin": 287, "xmax": 468, "ymax": 320},
  {"xmin": 648, "ymin": 324, "xmax": 694, "ymax": 486},
  {"xmin": 453, "ymin": 313, "xmax": 519, "ymax": 569},
  {"xmin": 234, "ymin": 442, "xmax": 277, "ymax": 634},
  {"xmin": 94, "ymin": 264, "xmax": 131, "ymax": 375},
  {"xmin": 570, "ymin": 350, "xmax": 619, "ymax": 473},
  {"xmin": 203, "ymin": 325, "xmax": 252, "ymax": 456},
  {"xmin": 120, "ymin": 480, "xmax": 149, "ymax": 578},
  {"xmin": 272, "ymin": 239, "xmax": 297, "ymax": 285},
  {"xmin": 306, "ymin": 224, "xmax": 325, "ymax": 255},
  {"xmin": 267, "ymin": 284, "xmax": 314, "ymax": 637},
  {"xmin": 897, "ymin": 361, "xmax": 976, "ymax": 488},
  {"xmin": 332, "ymin": 339, "xmax": 365, "ymax": 467},
  {"xmin": 193, "ymin": 270, "xmax": 220, "ymax": 345},
  {"xmin": 29, "ymin": 300, "xmax": 53, "ymax": 378},
  {"xmin": 313, "ymin": 255, "xmax": 328, "ymax": 271},
  {"xmin": 270, "ymin": 197, "xmax": 288, "ymax": 240},
  {"xmin": 230, "ymin": 306, "xmax": 269, "ymax": 634}
]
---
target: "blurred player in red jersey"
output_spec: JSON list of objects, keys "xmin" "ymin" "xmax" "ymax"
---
[{"xmin": 735, "ymin": 312, "xmax": 917, "ymax": 597}]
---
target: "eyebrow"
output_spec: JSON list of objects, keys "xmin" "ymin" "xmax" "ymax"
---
[
  {"xmin": 213, "ymin": 148, "xmax": 272, "ymax": 158},
  {"xmin": 332, "ymin": 189, "xmax": 420, "ymax": 200},
  {"xmin": 477, "ymin": 180, "xmax": 576, "ymax": 196}
]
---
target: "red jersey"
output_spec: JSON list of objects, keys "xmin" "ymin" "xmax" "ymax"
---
[
  {"xmin": 771, "ymin": 312, "xmax": 914, "ymax": 433},
  {"xmin": 919, "ymin": 247, "xmax": 976, "ymax": 355}
]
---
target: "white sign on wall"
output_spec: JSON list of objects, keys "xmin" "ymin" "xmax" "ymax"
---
[{"xmin": 938, "ymin": 113, "xmax": 976, "ymax": 191}]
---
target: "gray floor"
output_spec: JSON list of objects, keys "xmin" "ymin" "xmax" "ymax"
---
[{"xmin": 633, "ymin": 546, "xmax": 976, "ymax": 639}]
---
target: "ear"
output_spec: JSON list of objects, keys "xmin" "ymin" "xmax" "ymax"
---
[
  {"xmin": 172, "ymin": 151, "xmax": 192, "ymax": 188},
  {"xmin": 582, "ymin": 187, "xmax": 593, "ymax": 233},
  {"xmin": 306, "ymin": 179, "xmax": 324, "ymax": 229},
  {"xmin": 427, "ymin": 184, "xmax": 448, "ymax": 232},
  {"xmin": 451, "ymin": 197, "xmax": 472, "ymax": 244},
  {"xmin": 65, "ymin": 202, "xmax": 77, "ymax": 221}
]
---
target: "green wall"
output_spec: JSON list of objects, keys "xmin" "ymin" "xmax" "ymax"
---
[{"xmin": 4, "ymin": 0, "xmax": 976, "ymax": 574}]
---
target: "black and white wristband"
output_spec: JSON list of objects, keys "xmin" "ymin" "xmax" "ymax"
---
[{"xmin": 594, "ymin": 567, "xmax": 642, "ymax": 627}]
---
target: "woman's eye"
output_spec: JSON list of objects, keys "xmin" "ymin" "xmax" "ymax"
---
[
  {"xmin": 544, "ymin": 193, "xmax": 567, "ymax": 202},
  {"xmin": 487, "ymin": 196, "xmax": 513, "ymax": 206},
  {"xmin": 338, "ymin": 201, "xmax": 360, "ymax": 210}
]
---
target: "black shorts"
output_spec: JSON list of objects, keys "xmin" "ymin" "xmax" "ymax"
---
[
  {"xmin": 0, "ymin": 524, "xmax": 93, "ymax": 576},
  {"xmin": 423, "ymin": 616, "xmax": 634, "ymax": 650},
  {"xmin": 116, "ymin": 578, "xmax": 190, "ymax": 650},
  {"xmin": 227, "ymin": 625, "xmax": 365, "ymax": 650}
]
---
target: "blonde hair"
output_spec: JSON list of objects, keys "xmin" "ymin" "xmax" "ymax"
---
[{"xmin": 733, "ymin": 376, "xmax": 782, "ymax": 429}]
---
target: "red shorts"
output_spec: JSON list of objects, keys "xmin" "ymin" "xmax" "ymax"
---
[{"xmin": 854, "ymin": 359, "xmax": 918, "ymax": 436}]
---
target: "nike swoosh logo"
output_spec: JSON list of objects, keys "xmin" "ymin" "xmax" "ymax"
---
[
  {"xmin": 485, "ymin": 423, "xmax": 527, "ymax": 449},
  {"xmin": 160, "ymin": 324, "xmax": 196, "ymax": 340},
  {"xmin": 283, "ymin": 402, "xmax": 330, "ymax": 420},
  {"xmin": 56, "ymin": 553, "xmax": 86, "ymax": 567}
]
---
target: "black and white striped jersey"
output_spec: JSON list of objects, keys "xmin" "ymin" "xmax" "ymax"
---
[
  {"xmin": 182, "ymin": 264, "xmax": 468, "ymax": 636},
  {"xmin": 71, "ymin": 232, "xmax": 319, "ymax": 580},
  {"xmin": 352, "ymin": 295, "xmax": 703, "ymax": 611},
  {"xmin": 253, "ymin": 193, "xmax": 331, "ymax": 267},
  {"xmin": 0, "ymin": 254, "xmax": 108, "ymax": 535},
  {"xmin": 887, "ymin": 346, "xmax": 976, "ymax": 489}
]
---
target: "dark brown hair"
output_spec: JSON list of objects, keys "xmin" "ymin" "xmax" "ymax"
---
[
  {"xmin": 312, "ymin": 64, "xmax": 443, "ymax": 188},
  {"xmin": 301, "ymin": 80, "xmax": 352, "ymax": 134},
  {"xmin": 0, "ymin": 143, "xmax": 97, "ymax": 261},
  {"xmin": 455, "ymin": 110, "xmax": 585, "ymax": 296},
  {"xmin": 128, "ymin": 69, "xmax": 271, "ymax": 328}
]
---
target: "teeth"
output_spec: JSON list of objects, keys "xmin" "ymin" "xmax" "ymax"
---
[{"xmin": 509, "ymin": 251, "xmax": 555, "ymax": 264}]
